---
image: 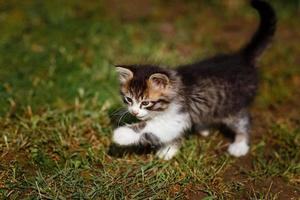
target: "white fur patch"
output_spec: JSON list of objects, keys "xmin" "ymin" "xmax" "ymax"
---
[
  {"xmin": 236, "ymin": 117, "xmax": 249, "ymax": 134},
  {"xmin": 228, "ymin": 140, "xmax": 249, "ymax": 157},
  {"xmin": 200, "ymin": 130, "xmax": 210, "ymax": 137},
  {"xmin": 156, "ymin": 144, "xmax": 179, "ymax": 160},
  {"xmin": 112, "ymin": 102, "xmax": 190, "ymax": 149},
  {"xmin": 143, "ymin": 102, "xmax": 191, "ymax": 143},
  {"xmin": 113, "ymin": 126, "xmax": 141, "ymax": 146}
]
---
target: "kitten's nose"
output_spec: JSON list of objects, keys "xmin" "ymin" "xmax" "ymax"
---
[{"xmin": 132, "ymin": 111, "xmax": 139, "ymax": 116}]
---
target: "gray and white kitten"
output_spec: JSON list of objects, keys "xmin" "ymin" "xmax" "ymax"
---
[{"xmin": 112, "ymin": 0, "xmax": 276, "ymax": 160}]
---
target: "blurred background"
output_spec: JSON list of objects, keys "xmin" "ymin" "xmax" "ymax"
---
[
  {"xmin": 0, "ymin": 0, "xmax": 299, "ymax": 115},
  {"xmin": 0, "ymin": 0, "xmax": 299, "ymax": 199}
]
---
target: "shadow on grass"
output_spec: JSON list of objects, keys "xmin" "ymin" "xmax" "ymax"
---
[{"xmin": 107, "ymin": 143, "xmax": 157, "ymax": 158}]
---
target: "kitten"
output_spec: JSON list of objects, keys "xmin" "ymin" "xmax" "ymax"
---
[{"xmin": 112, "ymin": 0, "xmax": 276, "ymax": 160}]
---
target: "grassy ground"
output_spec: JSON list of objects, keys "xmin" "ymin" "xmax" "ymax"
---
[{"xmin": 0, "ymin": 0, "xmax": 300, "ymax": 199}]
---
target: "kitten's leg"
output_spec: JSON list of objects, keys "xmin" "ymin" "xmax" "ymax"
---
[
  {"xmin": 113, "ymin": 126, "xmax": 141, "ymax": 146},
  {"xmin": 113, "ymin": 122, "xmax": 147, "ymax": 145},
  {"xmin": 113, "ymin": 107, "xmax": 191, "ymax": 160},
  {"xmin": 113, "ymin": 117, "xmax": 187, "ymax": 148},
  {"xmin": 156, "ymin": 141, "xmax": 181, "ymax": 160},
  {"xmin": 113, "ymin": 124, "xmax": 183, "ymax": 157},
  {"xmin": 223, "ymin": 112, "xmax": 251, "ymax": 157},
  {"xmin": 200, "ymin": 130, "xmax": 210, "ymax": 137},
  {"xmin": 195, "ymin": 124, "xmax": 210, "ymax": 137}
]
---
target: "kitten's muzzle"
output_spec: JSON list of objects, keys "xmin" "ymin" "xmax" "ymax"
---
[{"xmin": 131, "ymin": 110, "xmax": 139, "ymax": 116}]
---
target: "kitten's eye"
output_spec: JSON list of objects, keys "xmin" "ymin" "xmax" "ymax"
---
[
  {"xmin": 125, "ymin": 96, "xmax": 133, "ymax": 104},
  {"xmin": 141, "ymin": 101, "xmax": 150, "ymax": 106}
]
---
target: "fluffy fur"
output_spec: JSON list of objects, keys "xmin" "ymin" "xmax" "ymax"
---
[{"xmin": 112, "ymin": 0, "xmax": 276, "ymax": 160}]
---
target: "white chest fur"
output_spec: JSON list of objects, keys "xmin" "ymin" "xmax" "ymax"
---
[
  {"xmin": 113, "ymin": 103, "xmax": 191, "ymax": 146},
  {"xmin": 143, "ymin": 103, "xmax": 191, "ymax": 143}
]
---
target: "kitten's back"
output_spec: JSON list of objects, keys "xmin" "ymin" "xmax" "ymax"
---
[
  {"xmin": 176, "ymin": 0, "xmax": 276, "ymax": 120},
  {"xmin": 178, "ymin": 54, "xmax": 258, "ymax": 120}
]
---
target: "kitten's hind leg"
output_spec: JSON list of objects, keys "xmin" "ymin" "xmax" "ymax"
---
[
  {"xmin": 156, "ymin": 140, "xmax": 181, "ymax": 160},
  {"xmin": 195, "ymin": 124, "xmax": 210, "ymax": 137},
  {"xmin": 223, "ymin": 111, "xmax": 251, "ymax": 157}
]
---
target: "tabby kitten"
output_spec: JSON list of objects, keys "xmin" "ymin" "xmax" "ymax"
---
[{"xmin": 112, "ymin": 0, "xmax": 276, "ymax": 160}]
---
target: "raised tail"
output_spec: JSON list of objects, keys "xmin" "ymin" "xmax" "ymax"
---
[{"xmin": 240, "ymin": 0, "xmax": 277, "ymax": 63}]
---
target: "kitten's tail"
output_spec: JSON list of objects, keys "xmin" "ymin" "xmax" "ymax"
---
[{"xmin": 240, "ymin": 0, "xmax": 276, "ymax": 63}]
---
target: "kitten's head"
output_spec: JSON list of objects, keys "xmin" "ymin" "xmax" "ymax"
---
[{"xmin": 115, "ymin": 65, "xmax": 178, "ymax": 121}]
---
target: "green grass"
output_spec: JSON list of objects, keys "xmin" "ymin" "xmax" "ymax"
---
[{"xmin": 0, "ymin": 0, "xmax": 300, "ymax": 199}]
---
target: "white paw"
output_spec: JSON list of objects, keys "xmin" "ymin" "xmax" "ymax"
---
[
  {"xmin": 156, "ymin": 145, "xmax": 179, "ymax": 160},
  {"xmin": 113, "ymin": 126, "xmax": 140, "ymax": 146},
  {"xmin": 200, "ymin": 130, "xmax": 210, "ymax": 137},
  {"xmin": 228, "ymin": 141, "xmax": 249, "ymax": 157}
]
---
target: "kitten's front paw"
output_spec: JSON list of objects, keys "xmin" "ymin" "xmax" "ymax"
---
[
  {"xmin": 228, "ymin": 141, "xmax": 249, "ymax": 157},
  {"xmin": 113, "ymin": 126, "xmax": 140, "ymax": 146},
  {"xmin": 156, "ymin": 145, "xmax": 179, "ymax": 160}
]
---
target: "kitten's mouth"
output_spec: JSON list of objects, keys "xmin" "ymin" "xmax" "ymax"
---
[{"xmin": 136, "ymin": 115, "xmax": 148, "ymax": 121}]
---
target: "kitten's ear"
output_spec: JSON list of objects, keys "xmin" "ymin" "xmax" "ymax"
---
[
  {"xmin": 115, "ymin": 66, "xmax": 133, "ymax": 84},
  {"xmin": 149, "ymin": 73, "xmax": 169, "ymax": 89}
]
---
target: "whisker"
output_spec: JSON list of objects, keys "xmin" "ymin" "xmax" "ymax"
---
[
  {"xmin": 117, "ymin": 112, "xmax": 126, "ymax": 127},
  {"xmin": 110, "ymin": 109, "xmax": 128, "ymax": 123},
  {"xmin": 110, "ymin": 107, "xmax": 127, "ymax": 116},
  {"xmin": 118, "ymin": 111, "xmax": 129, "ymax": 127}
]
